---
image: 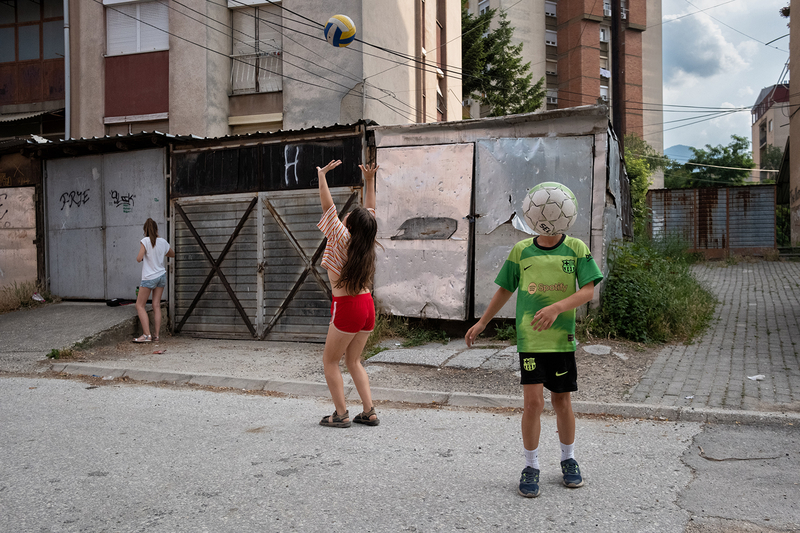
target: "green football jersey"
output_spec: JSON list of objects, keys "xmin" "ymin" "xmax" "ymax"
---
[{"xmin": 494, "ymin": 235, "xmax": 604, "ymax": 353}]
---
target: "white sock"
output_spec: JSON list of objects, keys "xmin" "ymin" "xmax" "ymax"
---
[
  {"xmin": 524, "ymin": 447, "xmax": 539, "ymax": 469},
  {"xmin": 560, "ymin": 441, "xmax": 575, "ymax": 462}
]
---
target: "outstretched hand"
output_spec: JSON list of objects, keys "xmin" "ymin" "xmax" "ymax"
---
[
  {"xmin": 317, "ymin": 160, "xmax": 342, "ymax": 176},
  {"xmin": 359, "ymin": 163, "xmax": 379, "ymax": 181}
]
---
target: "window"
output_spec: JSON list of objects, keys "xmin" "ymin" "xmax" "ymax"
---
[
  {"xmin": 546, "ymin": 88, "xmax": 558, "ymax": 104},
  {"xmin": 603, "ymin": 3, "xmax": 611, "ymax": 17},
  {"xmin": 546, "ymin": 60, "xmax": 557, "ymax": 76},
  {"xmin": 478, "ymin": 0, "xmax": 490, "ymax": 15},
  {"xmin": 545, "ymin": 1, "xmax": 556, "ymax": 17},
  {"xmin": 0, "ymin": 0, "xmax": 64, "ymax": 64},
  {"xmin": 105, "ymin": 0, "xmax": 168, "ymax": 56},
  {"xmin": 600, "ymin": 27, "xmax": 609, "ymax": 43},
  {"xmin": 600, "ymin": 86, "xmax": 609, "ymax": 102},
  {"xmin": 231, "ymin": 2, "xmax": 282, "ymax": 94},
  {"xmin": 545, "ymin": 30, "xmax": 557, "ymax": 46},
  {"xmin": 769, "ymin": 120, "xmax": 773, "ymax": 132}
]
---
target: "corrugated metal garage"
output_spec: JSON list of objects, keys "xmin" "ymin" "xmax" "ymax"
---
[{"xmin": 648, "ymin": 185, "xmax": 776, "ymax": 258}]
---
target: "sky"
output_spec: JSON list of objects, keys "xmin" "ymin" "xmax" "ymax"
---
[{"xmin": 661, "ymin": 0, "xmax": 790, "ymax": 153}]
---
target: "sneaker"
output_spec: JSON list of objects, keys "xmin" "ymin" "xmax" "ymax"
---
[
  {"xmin": 518, "ymin": 466, "xmax": 541, "ymax": 498},
  {"xmin": 561, "ymin": 458, "xmax": 584, "ymax": 488}
]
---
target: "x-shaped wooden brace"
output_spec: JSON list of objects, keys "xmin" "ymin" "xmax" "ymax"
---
[
  {"xmin": 174, "ymin": 197, "xmax": 258, "ymax": 336},
  {"xmin": 261, "ymin": 192, "xmax": 358, "ymax": 339}
]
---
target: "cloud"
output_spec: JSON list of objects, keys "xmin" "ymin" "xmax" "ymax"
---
[{"xmin": 663, "ymin": 15, "xmax": 746, "ymax": 85}]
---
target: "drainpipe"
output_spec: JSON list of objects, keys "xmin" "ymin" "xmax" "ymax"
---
[{"xmin": 63, "ymin": 0, "xmax": 71, "ymax": 139}]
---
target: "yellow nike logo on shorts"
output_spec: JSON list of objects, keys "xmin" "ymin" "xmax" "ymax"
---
[{"xmin": 555, "ymin": 371, "xmax": 568, "ymax": 377}]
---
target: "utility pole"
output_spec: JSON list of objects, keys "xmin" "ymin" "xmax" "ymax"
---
[{"xmin": 611, "ymin": 0, "xmax": 624, "ymax": 152}]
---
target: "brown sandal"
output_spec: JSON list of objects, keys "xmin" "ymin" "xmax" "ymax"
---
[
  {"xmin": 353, "ymin": 406, "xmax": 380, "ymax": 426},
  {"xmin": 320, "ymin": 410, "xmax": 351, "ymax": 428}
]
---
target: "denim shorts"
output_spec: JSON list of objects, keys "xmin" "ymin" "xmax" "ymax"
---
[{"xmin": 140, "ymin": 273, "xmax": 166, "ymax": 289}]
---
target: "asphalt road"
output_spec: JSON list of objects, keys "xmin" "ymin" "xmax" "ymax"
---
[{"xmin": 1, "ymin": 376, "xmax": 798, "ymax": 533}]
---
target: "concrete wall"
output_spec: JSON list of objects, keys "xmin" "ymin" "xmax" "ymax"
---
[
  {"xmin": 503, "ymin": 0, "xmax": 546, "ymax": 102},
  {"xmin": 69, "ymin": 0, "xmax": 105, "ymax": 139},
  {"xmin": 641, "ymin": 0, "xmax": 663, "ymax": 189},
  {"xmin": 169, "ymin": 0, "xmax": 230, "ymax": 137},
  {"xmin": 281, "ymin": 0, "xmax": 363, "ymax": 130}
]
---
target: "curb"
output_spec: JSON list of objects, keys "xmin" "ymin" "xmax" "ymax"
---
[{"xmin": 50, "ymin": 362, "xmax": 800, "ymax": 427}]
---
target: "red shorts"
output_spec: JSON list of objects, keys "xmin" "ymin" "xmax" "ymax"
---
[{"xmin": 330, "ymin": 293, "xmax": 376, "ymax": 334}]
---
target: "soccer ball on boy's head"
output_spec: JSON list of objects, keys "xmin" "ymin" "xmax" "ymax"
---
[
  {"xmin": 522, "ymin": 182, "xmax": 578, "ymax": 236},
  {"xmin": 325, "ymin": 15, "xmax": 356, "ymax": 47}
]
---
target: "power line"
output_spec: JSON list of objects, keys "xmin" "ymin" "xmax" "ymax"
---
[{"xmin": 682, "ymin": 0, "xmax": 789, "ymax": 53}]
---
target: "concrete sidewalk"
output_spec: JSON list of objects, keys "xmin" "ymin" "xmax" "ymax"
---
[{"xmin": 3, "ymin": 260, "xmax": 799, "ymax": 426}]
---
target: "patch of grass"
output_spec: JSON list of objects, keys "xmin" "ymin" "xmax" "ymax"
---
[
  {"xmin": 362, "ymin": 314, "xmax": 450, "ymax": 358},
  {"xmin": 402, "ymin": 327, "xmax": 448, "ymax": 347},
  {"xmin": 493, "ymin": 322, "xmax": 517, "ymax": 345},
  {"xmin": 47, "ymin": 347, "xmax": 74, "ymax": 359},
  {"xmin": 0, "ymin": 280, "xmax": 59, "ymax": 314},
  {"xmin": 579, "ymin": 235, "xmax": 717, "ymax": 344}
]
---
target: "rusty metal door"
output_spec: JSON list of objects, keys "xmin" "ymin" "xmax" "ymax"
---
[{"xmin": 0, "ymin": 187, "xmax": 37, "ymax": 288}]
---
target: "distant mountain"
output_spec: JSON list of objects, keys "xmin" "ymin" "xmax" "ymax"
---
[{"xmin": 664, "ymin": 144, "xmax": 694, "ymax": 163}]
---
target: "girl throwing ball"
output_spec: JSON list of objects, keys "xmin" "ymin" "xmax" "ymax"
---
[{"xmin": 316, "ymin": 160, "xmax": 380, "ymax": 428}]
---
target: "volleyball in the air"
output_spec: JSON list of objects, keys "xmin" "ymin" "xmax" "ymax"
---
[
  {"xmin": 522, "ymin": 182, "xmax": 578, "ymax": 236},
  {"xmin": 325, "ymin": 15, "xmax": 356, "ymax": 47}
]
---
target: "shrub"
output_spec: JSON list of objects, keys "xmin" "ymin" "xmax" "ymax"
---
[{"xmin": 581, "ymin": 236, "xmax": 716, "ymax": 343}]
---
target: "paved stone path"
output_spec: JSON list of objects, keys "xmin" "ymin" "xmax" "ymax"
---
[{"xmin": 628, "ymin": 260, "xmax": 800, "ymax": 411}]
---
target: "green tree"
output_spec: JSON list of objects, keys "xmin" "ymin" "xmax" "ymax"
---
[
  {"xmin": 664, "ymin": 159, "xmax": 694, "ymax": 189},
  {"xmin": 461, "ymin": 5, "xmax": 545, "ymax": 117},
  {"xmin": 760, "ymin": 143, "xmax": 784, "ymax": 171},
  {"xmin": 624, "ymin": 134, "xmax": 667, "ymax": 235},
  {"xmin": 461, "ymin": 3, "xmax": 494, "ymax": 103},
  {"xmin": 683, "ymin": 135, "xmax": 754, "ymax": 187}
]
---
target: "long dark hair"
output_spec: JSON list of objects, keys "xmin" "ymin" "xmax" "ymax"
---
[
  {"xmin": 336, "ymin": 206, "xmax": 378, "ymax": 295},
  {"xmin": 143, "ymin": 218, "xmax": 158, "ymax": 248}
]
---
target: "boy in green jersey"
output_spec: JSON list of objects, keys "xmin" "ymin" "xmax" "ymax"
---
[{"xmin": 465, "ymin": 231, "xmax": 603, "ymax": 498}]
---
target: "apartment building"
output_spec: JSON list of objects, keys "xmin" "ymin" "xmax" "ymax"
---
[
  {"xmin": 0, "ymin": 0, "xmax": 462, "ymax": 140},
  {"xmin": 751, "ymin": 83, "xmax": 789, "ymax": 181},
  {"xmin": 0, "ymin": 0, "xmax": 66, "ymax": 141},
  {"xmin": 465, "ymin": 0, "xmax": 663, "ymax": 173}
]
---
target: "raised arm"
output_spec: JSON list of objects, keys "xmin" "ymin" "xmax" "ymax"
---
[
  {"xmin": 317, "ymin": 160, "xmax": 342, "ymax": 212},
  {"xmin": 359, "ymin": 163, "xmax": 378, "ymax": 211}
]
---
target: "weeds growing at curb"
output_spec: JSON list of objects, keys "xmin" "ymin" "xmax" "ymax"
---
[
  {"xmin": 47, "ymin": 348, "xmax": 74, "ymax": 359},
  {"xmin": 0, "ymin": 280, "xmax": 59, "ymax": 314},
  {"xmin": 364, "ymin": 315, "xmax": 450, "ymax": 358}
]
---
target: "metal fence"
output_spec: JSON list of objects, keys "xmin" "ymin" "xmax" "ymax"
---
[{"xmin": 647, "ymin": 185, "xmax": 776, "ymax": 258}]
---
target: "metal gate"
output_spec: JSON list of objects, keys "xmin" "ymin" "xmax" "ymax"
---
[
  {"xmin": 45, "ymin": 149, "xmax": 167, "ymax": 299},
  {"xmin": 0, "ymin": 186, "xmax": 37, "ymax": 288},
  {"xmin": 648, "ymin": 185, "xmax": 776, "ymax": 258},
  {"xmin": 172, "ymin": 188, "xmax": 357, "ymax": 341}
]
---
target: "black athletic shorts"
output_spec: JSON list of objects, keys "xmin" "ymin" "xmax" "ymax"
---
[{"xmin": 518, "ymin": 352, "xmax": 578, "ymax": 393}]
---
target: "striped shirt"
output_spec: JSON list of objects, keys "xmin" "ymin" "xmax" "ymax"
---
[{"xmin": 317, "ymin": 205, "xmax": 376, "ymax": 276}]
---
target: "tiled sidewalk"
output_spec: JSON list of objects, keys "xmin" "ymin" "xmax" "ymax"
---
[{"xmin": 627, "ymin": 260, "xmax": 800, "ymax": 411}]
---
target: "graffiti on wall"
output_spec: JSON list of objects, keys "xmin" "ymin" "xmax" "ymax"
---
[
  {"xmin": 284, "ymin": 145, "xmax": 300, "ymax": 187},
  {"xmin": 60, "ymin": 189, "xmax": 91, "ymax": 210},
  {"xmin": 110, "ymin": 190, "xmax": 136, "ymax": 213},
  {"xmin": 0, "ymin": 192, "xmax": 8, "ymax": 228}
]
